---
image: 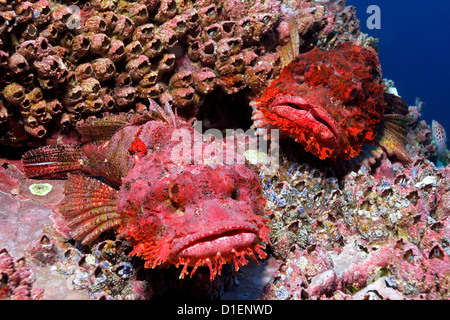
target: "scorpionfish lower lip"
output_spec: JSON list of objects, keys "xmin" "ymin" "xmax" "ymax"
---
[
  {"xmin": 173, "ymin": 228, "xmax": 259, "ymax": 259},
  {"xmin": 177, "ymin": 230, "xmax": 259, "ymax": 260}
]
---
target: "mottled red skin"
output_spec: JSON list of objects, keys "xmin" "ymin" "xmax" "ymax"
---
[
  {"xmin": 254, "ymin": 42, "xmax": 385, "ymax": 160},
  {"xmin": 62, "ymin": 118, "xmax": 269, "ymax": 279},
  {"xmin": 118, "ymin": 143, "xmax": 270, "ymax": 276}
]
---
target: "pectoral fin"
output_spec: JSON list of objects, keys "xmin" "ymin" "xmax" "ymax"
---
[{"xmin": 59, "ymin": 174, "xmax": 121, "ymax": 245}]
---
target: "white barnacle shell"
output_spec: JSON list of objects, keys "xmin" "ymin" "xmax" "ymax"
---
[
  {"xmin": 33, "ymin": 9, "xmax": 40, "ymax": 19},
  {"xmin": 415, "ymin": 176, "xmax": 437, "ymax": 188}
]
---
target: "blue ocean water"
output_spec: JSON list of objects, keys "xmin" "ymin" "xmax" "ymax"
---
[{"xmin": 346, "ymin": 0, "xmax": 450, "ymax": 134}]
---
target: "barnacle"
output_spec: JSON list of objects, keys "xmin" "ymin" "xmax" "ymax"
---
[{"xmin": 0, "ymin": 0, "xmax": 357, "ymax": 145}]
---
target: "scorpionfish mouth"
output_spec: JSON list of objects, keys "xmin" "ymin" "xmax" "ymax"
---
[
  {"xmin": 175, "ymin": 223, "xmax": 260, "ymax": 259},
  {"xmin": 267, "ymin": 95, "xmax": 343, "ymax": 159},
  {"xmin": 170, "ymin": 221, "xmax": 268, "ymax": 280}
]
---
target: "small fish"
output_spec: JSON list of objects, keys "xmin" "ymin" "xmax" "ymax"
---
[
  {"xmin": 251, "ymin": 21, "xmax": 411, "ymax": 163},
  {"xmin": 432, "ymin": 120, "xmax": 447, "ymax": 156},
  {"xmin": 22, "ymin": 100, "xmax": 270, "ymax": 280}
]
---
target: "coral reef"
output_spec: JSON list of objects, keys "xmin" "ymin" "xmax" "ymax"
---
[
  {"xmin": 0, "ymin": 0, "xmax": 359, "ymax": 144},
  {"xmin": 261, "ymin": 238, "xmax": 450, "ymax": 300}
]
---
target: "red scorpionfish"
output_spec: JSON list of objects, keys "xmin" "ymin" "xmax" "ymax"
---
[
  {"xmin": 252, "ymin": 38, "xmax": 411, "ymax": 162},
  {"xmin": 22, "ymin": 101, "xmax": 270, "ymax": 280}
]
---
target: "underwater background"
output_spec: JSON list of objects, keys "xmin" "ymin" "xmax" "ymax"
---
[{"xmin": 347, "ymin": 0, "xmax": 450, "ymax": 132}]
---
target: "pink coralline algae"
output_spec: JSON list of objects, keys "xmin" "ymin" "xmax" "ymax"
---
[{"xmin": 262, "ymin": 238, "xmax": 450, "ymax": 300}]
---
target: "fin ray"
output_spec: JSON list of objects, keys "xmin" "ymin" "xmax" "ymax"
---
[
  {"xmin": 77, "ymin": 99, "xmax": 179, "ymax": 143},
  {"xmin": 375, "ymin": 114, "xmax": 412, "ymax": 163},
  {"xmin": 60, "ymin": 174, "xmax": 120, "ymax": 244},
  {"xmin": 77, "ymin": 114, "xmax": 136, "ymax": 143},
  {"xmin": 277, "ymin": 17, "xmax": 300, "ymax": 67}
]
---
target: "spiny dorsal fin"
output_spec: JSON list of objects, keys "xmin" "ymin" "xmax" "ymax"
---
[
  {"xmin": 60, "ymin": 174, "xmax": 120, "ymax": 245},
  {"xmin": 77, "ymin": 113, "xmax": 137, "ymax": 143},
  {"xmin": 383, "ymin": 92, "xmax": 409, "ymax": 116},
  {"xmin": 77, "ymin": 99, "xmax": 180, "ymax": 143},
  {"xmin": 147, "ymin": 98, "xmax": 180, "ymax": 128},
  {"xmin": 277, "ymin": 17, "xmax": 300, "ymax": 67}
]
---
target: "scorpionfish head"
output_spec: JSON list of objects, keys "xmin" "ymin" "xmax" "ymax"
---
[
  {"xmin": 117, "ymin": 150, "xmax": 270, "ymax": 280},
  {"xmin": 254, "ymin": 42, "xmax": 386, "ymax": 160}
]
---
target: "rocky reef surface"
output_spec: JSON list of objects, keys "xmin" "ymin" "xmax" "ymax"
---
[{"xmin": 0, "ymin": 0, "xmax": 449, "ymax": 300}]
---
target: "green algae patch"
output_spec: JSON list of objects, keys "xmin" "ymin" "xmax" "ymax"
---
[{"xmin": 29, "ymin": 183, "xmax": 53, "ymax": 196}]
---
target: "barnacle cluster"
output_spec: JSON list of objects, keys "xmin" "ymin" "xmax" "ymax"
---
[
  {"xmin": 260, "ymin": 133, "xmax": 450, "ymax": 299},
  {"xmin": 0, "ymin": 0, "xmax": 359, "ymax": 144},
  {"xmin": 264, "ymin": 149, "xmax": 449, "ymax": 257},
  {"xmin": 261, "ymin": 156, "xmax": 346, "ymax": 257},
  {"xmin": 52, "ymin": 238, "xmax": 235, "ymax": 299},
  {"xmin": 0, "ymin": 248, "xmax": 44, "ymax": 299},
  {"xmin": 55, "ymin": 239, "xmax": 138, "ymax": 299}
]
